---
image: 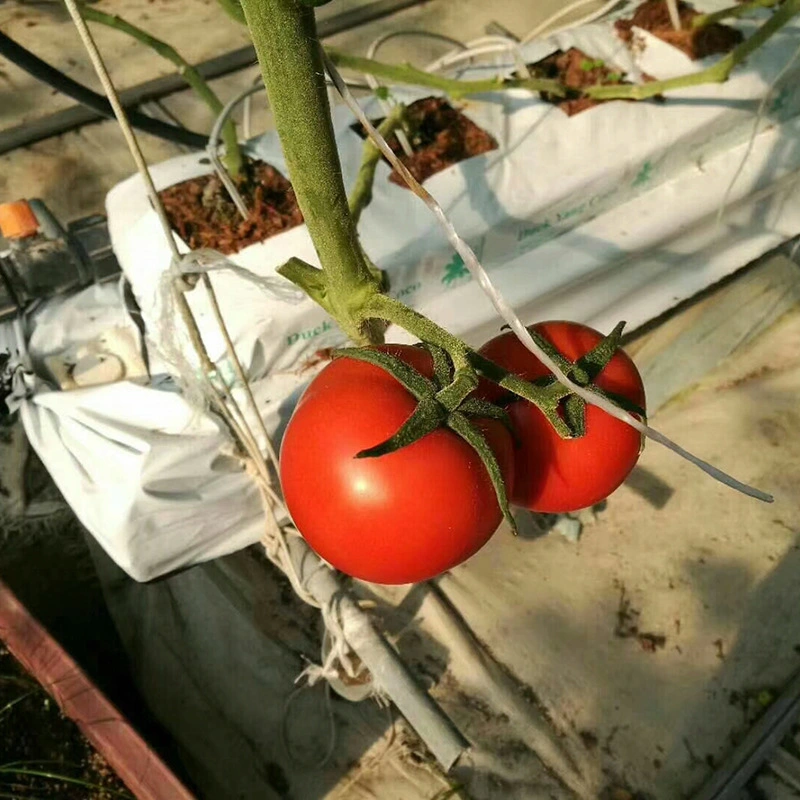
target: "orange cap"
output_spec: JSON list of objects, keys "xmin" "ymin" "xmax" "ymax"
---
[{"xmin": 0, "ymin": 200, "xmax": 39, "ymax": 239}]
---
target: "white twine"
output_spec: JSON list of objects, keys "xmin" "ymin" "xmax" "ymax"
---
[
  {"xmin": 207, "ymin": 83, "xmax": 266, "ymax": 218},
  {"xmin": 717, "ymin": 38, "xmax": 800, "ymax": 228},
  {"xmin": 178, "ymin": 249, "xmax": 304, "ymax": 303},
  {"xmin": 61, "ymin": 0, "xmax": 180, "ymax": 260},
  {"xmin": 666, "ymin": 0, "xmax": 683, "ymax": 31},
  {"xmin": 62, "ymin": 0, "xmax": 368, "ymax": 707},
  {"xmin": 302, "ymin": 596, "xmax": 362, "ymax": 686},
  {"xmin": 362, "ymin": 31, "xmax": 459, "ymax": 157},
  {"xmin": 426, "ymin": 35, "xmax": 532, "ymax": 80},
  {"xmin": 521, "ymin": 0, "xmax": 624, "ymax": 43},
  {"xmin": 426, "ymin": 43, "xmax": 524, "ymax": 75},
  {"xmin": 322, "ymin": 49, "xmax": 773, "ymax": 504},
  {"xmin": 281, "ymin": 682, "xmax": 337, "ymax": 768}
]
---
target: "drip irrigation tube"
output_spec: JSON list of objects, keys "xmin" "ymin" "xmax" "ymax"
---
[
  {"xmin": 0, "ymin": 31, "xmax": 208, "ymax": 150},
  {"xmin": 0, "ymin": 0, "xmax": 430, "ymax": 154}
]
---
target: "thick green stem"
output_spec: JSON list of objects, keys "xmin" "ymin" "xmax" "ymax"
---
[
  {"xmin": 328, "ymin": 49, "xmax": 567, "ymax": 99},
  {"xmin": 361, "ymin": 294, "xmax": 566, "ymax": 436},
  {"xmin": 587, "ymin": 0, "xmax": 800, "ymax": 100},
  {"xmin": 80, "ymin": 3, "xmax": 243, "ymax": 175},
  {"xmin": 349, "ymin": 104, "xmax": 407, "ymax": 226},
  {"xmin": 364, "ymin": 293, "xmax": 471, "ymax": 370},
  {"xmin": 693, "ymin": 0, "xmax": 780, "ymax": 29},
  {"xmin": 243, "ymin": 0, "xmax": 800, "ymax": 430},
  {"xmin": 240, "ymin": 0, "xmax": 380, "ymax": 344},
  {"xmin": 330, "ymin": 4, "xmax": 796, "ymax": 104},
  {"xmin": 216, "ymin": 0, "xmax": 246, "ymax": 23}
]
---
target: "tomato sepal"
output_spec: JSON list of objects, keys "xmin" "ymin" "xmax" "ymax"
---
[
  {"xmin": 526, "ymin": 325, "xmax": 576, "ymax": 376},
  {"xmin": 336, "ymin": 345, "xmax": 516, "ymax": 533},
  {"xmin": 447, "ymin": 411, "xmax": 517, "ymax": 535},
  {"xmin": 421, "ymin": 342, "xmax": 455, "ymax": 387},
  {"xmin": 468, "ymin": 351, "xmax": 575, "ymax": 439},
  {"xmin": 476, "ymin": 320, "xmax": 645, "ymax": 440},
  {"xmin": 356, "ymin": 396, "xmax": 446, "ymax": 458},
  {"xmin": 458, "ymin": 398, "xmax": 519, "ymax": 443},
  {"xmin": 572, "ymin": 320, "xmax": 626, "ymax": 385},
  {"xmin": 562, "ymin": 394, "xmax": 586, "ymax": 438},
  {"xmin": 435, "ymin": 368, "xmax": 480, "ymax": 409},
  {"xmin": 591, "ymin": 386, "xmax": 647, "ymax": 421}
]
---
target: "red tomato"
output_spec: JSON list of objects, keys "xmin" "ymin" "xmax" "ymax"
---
[
  {"xmin": 280, "ymin": 345, "xmax": 514, "ymax": 584},
  {"xmin": 477, "ymin": 321, "xmax": 645, "ymax": 513}
]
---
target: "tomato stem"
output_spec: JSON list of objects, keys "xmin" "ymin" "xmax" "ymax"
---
[
  {"xmin": 363, "ymin": 293, "xmax": 472, "ymax": 370},
  {"xmin": 326, "ymin": 49, "xmax": 567, "ymax": 100},
  {"xmin": 239, "ymin": 0, "xmax": 382, "ymax": 344},
  {"xmin": 435, "ymin": 370, "xmax": 479, "ymax": 411}
]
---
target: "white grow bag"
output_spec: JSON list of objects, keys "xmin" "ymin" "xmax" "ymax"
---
[{"xmin": 19, "ymin": 0, "xmax": 800, "ymax": 580}]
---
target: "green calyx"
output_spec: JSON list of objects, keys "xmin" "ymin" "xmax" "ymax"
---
[
  {"xmin": 333, "ymin": 345, "xmax": 517, "ymax": 533},
  {"xmin": 324, "ymin": 321, "xmax": 642, "ymax": 536},
  {"xmin": 469, "ymin": 321, "xmax": 646, "ymax": 441}
]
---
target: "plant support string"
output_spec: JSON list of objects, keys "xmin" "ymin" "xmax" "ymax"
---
[
  {"xmin": 63, "ymin": 0, "xmax": 469, "ymax": 770},
  {"xmin": 322, "ymin": 50, "xmax": 773, "ymax": 504}
]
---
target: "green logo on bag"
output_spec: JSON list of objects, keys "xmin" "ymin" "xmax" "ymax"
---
[
  {"xmin": 442, "ymin": 253, "xmax": 470, "ymax": 286},
  {"xmin": 517, "ymin": 221, "xmax": 551, "ymax": 242},
  {"xmin": 395, "ymin": 281, "xmax": 421, "ymax": 299},
  {"xmin": 632, "ymin": 160, "xmax": 653, "ymax": 188},
  {"xmin": 770, "ymin": 86, "xmax": 789, "ymax": 115},
  {"xmin": 286, "ymin": 319, "xmax": 334, "ymax": 346}
]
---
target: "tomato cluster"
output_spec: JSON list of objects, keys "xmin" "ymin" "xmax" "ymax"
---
[{"xmin": 279, "ymin": 321, "xmax": 645, "ymax": 585}]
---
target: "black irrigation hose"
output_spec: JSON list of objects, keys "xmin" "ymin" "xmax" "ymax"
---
[{"xmin": 0, "ymin": 30, "xmax": 208, "ymax": 149}]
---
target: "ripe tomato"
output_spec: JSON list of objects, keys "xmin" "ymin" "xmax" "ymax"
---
[
  {"xmin": 477, "ymin": 321, "xmax": 645, "ymax": 513},
  {"xmin": 279, "ymin": 345, "xmax": 514, "ymax": 584}
]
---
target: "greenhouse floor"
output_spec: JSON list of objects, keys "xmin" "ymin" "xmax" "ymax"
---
[{"xmin": 77, "ymin": 250, "xmax": 800, "ymax": 800}]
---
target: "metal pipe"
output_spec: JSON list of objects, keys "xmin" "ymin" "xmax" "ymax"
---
[{"xmin": 284, "ymin": 534, "xmax": 469, "ymax": 771}]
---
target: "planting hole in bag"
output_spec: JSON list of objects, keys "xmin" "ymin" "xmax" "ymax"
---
[
  {"xmin": 158, "ymin": 159, "xmax": 303, "ymax": 255},
  {"xmin": 615, "ymin": 0, "xmax": 743, "ymax": 60},
  {"xmin": 351, "ymin": 96, "xmax": 498, "ymax": 186},
  {"xmin": 529, "ymin": 47, "xmax": 661, "ymax": 116}
]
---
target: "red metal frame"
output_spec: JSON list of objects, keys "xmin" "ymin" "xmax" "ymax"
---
[{"xmin": 0, "ymin": 579, "xmax": 195, "ymax": 800}]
